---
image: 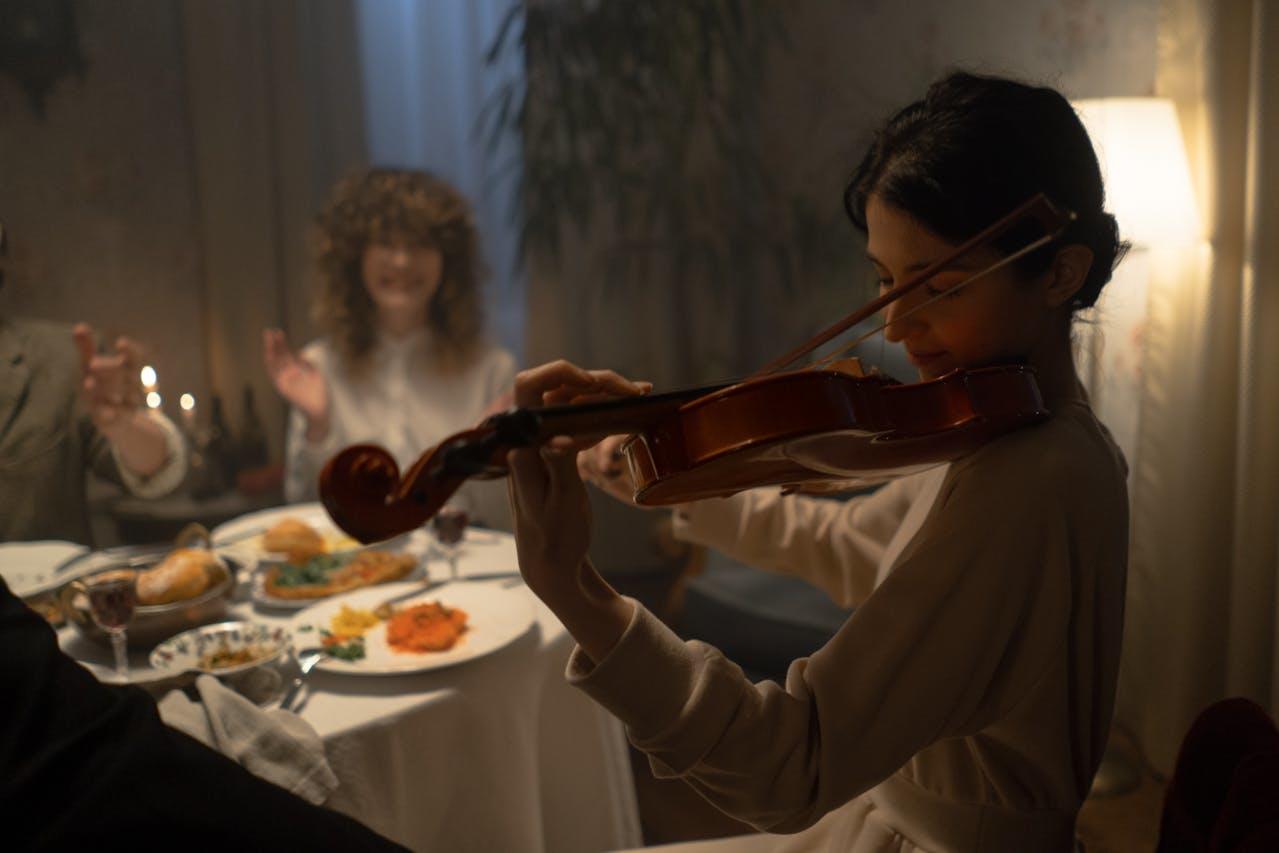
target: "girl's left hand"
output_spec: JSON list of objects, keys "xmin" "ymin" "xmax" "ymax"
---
[{"xmin": 505, "ymin": 360, "xmax": 649, "ymax": 601}]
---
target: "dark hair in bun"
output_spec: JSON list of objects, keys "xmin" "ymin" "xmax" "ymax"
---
[{"xmin": 844, "ymin": 71, "xmax": 1127, "ymax": 310}]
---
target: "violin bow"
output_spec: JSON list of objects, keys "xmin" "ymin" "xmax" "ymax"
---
[{"xmin": 755, "ymin": 194, "xmax": 1075, "ymax": 377}]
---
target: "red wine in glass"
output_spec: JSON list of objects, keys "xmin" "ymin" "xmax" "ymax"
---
[
  {"xmin": 432, "ymin": 507, "xmax": 469, "ymax": 546},
  {"xmin": 86, "ymin": 575, "xmax": 137, "ymax": 630},
  {"xmin": 78, "ymin": 570, "xmax": 137, "ymax": 679},
  {"xmin": 431, "ymin": 506, "xmax": 470, "ymax": 579}
]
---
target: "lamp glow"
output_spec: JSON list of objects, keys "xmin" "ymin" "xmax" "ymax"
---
[
  {"xmin": 140, "ymin": 365, "xmax": 157, "ymax": 388},
  {"xmin": 146, "ymin": 391, "xmax": 162, "ymax": 409},
  {"xmin": 1072, "ymin": 98, "xmax": 1200, "ymax": 246},
  {"xmin": 179, "ymin": 393, "xmax": 195, "ymax": 411}
]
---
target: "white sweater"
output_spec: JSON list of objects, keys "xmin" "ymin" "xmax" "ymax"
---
[{"xmin": 570, "ymin": 395, "xmax": 1128, "ymax": 852}]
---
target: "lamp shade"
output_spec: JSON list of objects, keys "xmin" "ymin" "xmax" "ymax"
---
[{"xmin": 1073, "ymin": 97, "xmax": 1201, "ymax": 246}]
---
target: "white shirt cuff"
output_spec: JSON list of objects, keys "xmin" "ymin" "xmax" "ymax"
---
[{"xmin": 114, "ymin": 410, "xmax": 188, "ymax": 498}]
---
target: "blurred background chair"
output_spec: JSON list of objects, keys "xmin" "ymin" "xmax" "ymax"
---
[
  {"xmin": 679, "ymin": 548, "xmax": 852, "ymax": 684},
  {"xmin": 1156, "ymin": 697, "xmax": 1279, "ymax": 853}
]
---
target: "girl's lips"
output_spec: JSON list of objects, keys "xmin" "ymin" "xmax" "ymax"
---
[
  {"xmin": 907, "ymin": 350, "xmax": 948, "ymax": 366},
  {"xmin": 379, "ymin": 280, "xmax": 416, "ymax": 291}
]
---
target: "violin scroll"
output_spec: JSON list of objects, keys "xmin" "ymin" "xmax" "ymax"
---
[
  {"xmin": 319, "ymin": 444, "xmax": 447, "ymax": 544},
  {"xmin": 319, "ymin": 424, "xmax": 518, "ymax": 543}
]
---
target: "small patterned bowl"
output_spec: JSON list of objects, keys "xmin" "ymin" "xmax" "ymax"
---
[{"xmin": 150, "ymin": 621, "xmax": 290, "ymax": 676}]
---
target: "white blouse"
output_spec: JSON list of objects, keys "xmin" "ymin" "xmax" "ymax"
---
[{"xmin": 283, "ymin": 330, "xmax": 516, "ymax": 530}]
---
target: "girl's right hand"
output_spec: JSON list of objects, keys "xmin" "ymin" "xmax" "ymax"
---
[{"xmin": 262, "ymin": 328, "xmax": 330, "ymax": 439}]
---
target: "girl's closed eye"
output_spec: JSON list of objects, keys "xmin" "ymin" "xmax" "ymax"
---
[
  {"xmin": 923, "ymin": 273, "xmax": 966, "ymax": 299},
  {"xmin": 924, "ymin": 282, "xmax": 957, "ymax": 298}
]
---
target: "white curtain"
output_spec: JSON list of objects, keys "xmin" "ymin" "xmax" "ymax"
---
[
  {"xmin": 179, "ymin": 0, "xmax": 366, "ymax": 456},
  {"xmin": 354, "ymin": 0, "xmax": 525, "ymax": 360},
  {"xmin": 1118, "ymin": 0, "xmax": 1279, "ymax": 774}
]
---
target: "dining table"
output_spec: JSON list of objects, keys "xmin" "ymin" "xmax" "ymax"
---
[{"xmin": 53, "ymin": 524, "xmax": 643, "ymax": 853}]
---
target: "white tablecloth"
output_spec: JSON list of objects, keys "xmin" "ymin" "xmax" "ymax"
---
[{"xmin": 58, "ymin": 532, "xmax": 641, "ymax": 853}]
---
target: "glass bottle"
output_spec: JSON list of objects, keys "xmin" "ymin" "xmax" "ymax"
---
[
  {"xmin": 238, "ymin": 384, "xmax": 270, "ymax": 470},
  {"xmin": 204, "ymin": 393, "xmax": 236, "ymax": 490}
]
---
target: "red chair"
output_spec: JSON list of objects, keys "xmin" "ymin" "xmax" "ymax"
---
[{"xmin": 1156, "ymin": 697, "xmax": 1279, "ymax": 852}]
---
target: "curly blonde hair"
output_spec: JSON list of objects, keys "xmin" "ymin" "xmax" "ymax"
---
[{"xmin": 314, "ymin": 168, "xmax": 486, "ymax": 371}]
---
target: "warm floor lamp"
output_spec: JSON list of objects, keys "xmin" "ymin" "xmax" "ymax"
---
[{"xmin": 1071, "ymin": 97, "xmax": 1201, "ymax": 797}]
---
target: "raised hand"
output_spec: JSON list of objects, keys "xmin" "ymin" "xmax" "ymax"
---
[
  {"xmin": 72, "ymin": 323, "xmax": 145, "ymax": 440},
  {"xmin": 262, "ymin": 328, "xmax": 329, "ymax": 439}
]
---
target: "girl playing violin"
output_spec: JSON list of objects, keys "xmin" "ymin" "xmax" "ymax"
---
[{"xmin": 505, "ymin": 72, "xmax": 1129, "ymax": 852}]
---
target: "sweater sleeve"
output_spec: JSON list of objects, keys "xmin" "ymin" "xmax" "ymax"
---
[
  {"xmin": 670, "ymin": 475, "xmax": 921, "ymax": 607},
  {"xmin": 569, "ymin": 448, "xmax": 1075, "ymax": 833},
  {"xmin": 113, "ymin": 410, "xmax": 188, "ymax": 498},
  {"xmin": 485, "ymin": 346, "xmax": 517, "ymax": 406},
  {"xmin": 85, "ymin": 410, "xmax": 188, "ymax": 498},
  {"xmin": 283, "ymin": 405, "xmax": 341, "ymax": 504},
  {"xmin": 453, "ymin": 346, "xmax": 518, "ymax": 531}
]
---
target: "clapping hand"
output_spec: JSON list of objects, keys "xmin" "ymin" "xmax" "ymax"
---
[
  {"xmin": 263, "ymin": 329, "xmax": 330, "ymax": 439},
  {"xmin": 72, "ymin": 323, "xmax": 144, "ymax": 440}
]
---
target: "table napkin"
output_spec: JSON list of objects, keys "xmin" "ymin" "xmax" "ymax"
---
[{"xmin": 158, "ymin": 674, "xmax": 338, "ymax": 805}]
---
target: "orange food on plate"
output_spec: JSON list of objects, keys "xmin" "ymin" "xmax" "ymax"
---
[{"xmin": 385, "ymin": 602, "xmax": 468, "ymax": 653}]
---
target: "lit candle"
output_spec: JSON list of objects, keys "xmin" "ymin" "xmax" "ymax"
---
[
  {"xmin": 140, "ymin": 365, "xmax": 157, "ymax": 391},
  {"xmin": 179, "ymin": 393, "xmax": 196, "ymax": 433},
  {"xmin": 146, "ymin": 391, "xmax": 163, "ymax": 409}
]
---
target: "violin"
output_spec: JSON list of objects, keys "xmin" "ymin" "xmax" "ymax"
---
[{"xmin": 320, "ymin": 194, "xmax": 1074, "ymax": 544}]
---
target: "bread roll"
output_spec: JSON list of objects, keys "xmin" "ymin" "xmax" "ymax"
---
[
  {"xmin": 137, "ymin": 548, "xmax": 217, "ymax": 605},
  {"xmin": 262, "ymin": 518, "xmax": 325, "ymax": 563}
]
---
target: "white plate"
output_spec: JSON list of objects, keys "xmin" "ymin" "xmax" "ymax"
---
[
  {"xmin": 289, "ymin": 580, "xmax": 535, "ymax": 675},
  {"xmin": 79, "ymin": 659, "xmax": 192, "ymax": 688},
  {"xmin": 212, "ymin": 503, "xmax": 410, "ymax": 564},
  {"xmin": 249, "ymin": 555, "xmax": 428, "ymax": 611},
  {"xmin": 0, "ymin": 540, "xmax": 90, "ymax": 598}
]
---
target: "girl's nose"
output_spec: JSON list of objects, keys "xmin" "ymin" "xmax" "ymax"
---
[
  {"xmin": 390, "ymin": 248, "xmax": 410, "ymax": 268},
  {"xmin": 882, "ymin": 292, "xmax": 924, "ymax": 343}
]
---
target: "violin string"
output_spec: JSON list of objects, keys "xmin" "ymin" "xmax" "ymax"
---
[{"xmin": 809, "ymin": 231, "xmax": 1059, "ymax": 372}]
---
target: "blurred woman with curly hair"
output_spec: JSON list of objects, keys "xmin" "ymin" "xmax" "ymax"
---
[{"xmin": 263, "ymin": 168, "xmax": 515, "ymax": 527}]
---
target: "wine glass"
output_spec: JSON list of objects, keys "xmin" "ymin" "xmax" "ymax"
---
[
  {"xmin": 430, "ymin": 505, "xmax": 470, "ymax": 581},
  {"xmin": 75, "ymin": 570, "xmax": 138, "ymax": 680}
]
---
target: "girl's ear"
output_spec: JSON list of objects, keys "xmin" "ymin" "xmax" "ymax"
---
[{"xmin": 1043, "ymin": 244, "xmax": 1094, "ymax": 308}]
